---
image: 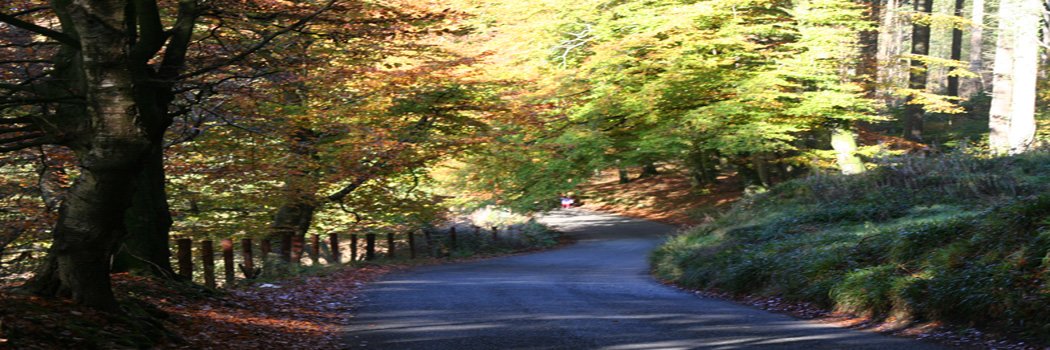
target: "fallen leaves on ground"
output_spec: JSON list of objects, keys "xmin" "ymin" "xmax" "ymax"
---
[
  {"xmin": 2, "ymin": 265, "xmax": 395, "ymax": 349},
  {"xmin": 152, "ymin": 266, "xmax": 394, "ymax": 349}
]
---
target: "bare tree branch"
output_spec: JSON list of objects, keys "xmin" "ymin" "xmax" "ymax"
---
[
  {"xmin": 178, "ymin": 0, "xmax": 339, "ymax": 79},
  {"xmin": 0, "ymin": 11, "xmax": 80, "ymax": 48}
]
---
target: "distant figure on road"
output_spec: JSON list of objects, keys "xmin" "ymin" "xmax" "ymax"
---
[{"xmin": 560, "ymin": 195, "xmax": 575, "ymax": 209}]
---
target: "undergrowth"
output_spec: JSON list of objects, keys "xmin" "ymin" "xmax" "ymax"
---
[{"xmin": 651, "ymin": 148, "xmax": 1050, "ymax": 344}]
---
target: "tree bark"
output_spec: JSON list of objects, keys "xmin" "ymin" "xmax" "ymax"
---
[
  {"xmin": 947, "ymin": 0, "xmax": 965, "ymax": 97},
  {"xmin": 963, "ymin": 0, "xmax": 986, "ymax": 96},
  {"xmin": 902, "ymin": 0, "xmax": 933, "ymax": 142},
  {"xmin": 988, "ymin": 0, "xmax": 1041, "ymax": 155},
  {"xmin": 878, "ymin": 0, "xmax": 906, "ymax": 100},
  {"xmin": 19, "ymin": 0, "xmax": 150, "ymax": 312},
  {"xmin": 831, "ymin": 124, "xmax": 866, "ymax": 175},
  {"xmin": 112, "ymin": 144, "xmax": 177, "ymax": 279},
  {"xmin": 961, "ymin": 0, "xmax": 986, "ymax": 95},
  {"xmin": 857, "ymin": 0, "xmax": 881, "ymax": 96}
]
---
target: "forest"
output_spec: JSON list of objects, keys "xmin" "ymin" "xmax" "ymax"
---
[{"xmin": 1, "ymin": 0, "xmax": 1049, "ymax": 347}]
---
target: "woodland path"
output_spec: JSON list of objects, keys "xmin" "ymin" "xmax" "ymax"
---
[{"xmin": 341, "ymin": 209, "xmax": 948, "ymax": 349}]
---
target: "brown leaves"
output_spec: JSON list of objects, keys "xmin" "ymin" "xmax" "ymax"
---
[
  {"xmin": 153, "ymin": 266, "xmax": 394, "ymax": 349},
  {"xmin": 2, "ymin": 267, "xmax": 394, "ymax": 349}
]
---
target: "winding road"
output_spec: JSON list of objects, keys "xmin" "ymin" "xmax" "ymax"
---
[{"xmin": 342, "ymin": 209, "xmax": 947, "ymax": 349}]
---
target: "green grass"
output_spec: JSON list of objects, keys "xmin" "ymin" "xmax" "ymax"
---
[{"xmin": 651, "ymin": 148, "xmax": 1050, "ymax": 343}]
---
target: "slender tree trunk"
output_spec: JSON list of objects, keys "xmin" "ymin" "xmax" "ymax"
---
[
  {"xmin": 20, "ymin": 0, "xmax": 150, "ymax": 312},
  {"xmin": 902, "ymin": 0, "xmax": 933, "ymax": 142},
  {"xmin": 878, "ymin": 0, "xmax": 906, "ymax": 100},
  {"xmin": 858, "ymin": 0, "xmax": 881, "ymax": 95},
  {"xmin": 963, "ymin": 0, "xmax": 986, "ymax": 96},
  {"xmin": 947, "ymin": 0, "xmax": 965, "ymax": 97},
  {"xmin": 988, "ymin": 0, "xmax": 1041, "ymax": 155},
  {"xmin": 831, "ymin": 125, "xmax": 866, "ymax": 174}
]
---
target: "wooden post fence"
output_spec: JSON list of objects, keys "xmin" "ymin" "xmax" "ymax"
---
[
  {"xmin": 329, "ymin": 233, "xmax": 341, "ymax": 264},
  {"xmin": 291, "ymin": 236, "xmax": 303, "ymax": 264},
  {"xmin": 172, "ymin": 229, "xmax": 417, "ymax": 287},
  {"xmin": 177, "ymin": 238, "xmax": 192, "ymax": 279},
  {"xmin": 310, "ymin": 234, "xmax": 320, "ymax": 264},
  {"xmin": 222, "ymin": 238, "xmax": 235, "ymax": 286},
  {"xmin": 241, "ymin": 238, "xmax": 259, "ymax": 279},
  {"xmin": 408, "ymin": 231, "xmax": 416, "ymax": 259},
  {"xmin": 365, "ymin": 233, "xmax": 376, "ymax": 261},
  {"xmin": 261, "ymin": 238, "xmax": 271, "ymax": 257},
  {"xmin": 280, "ymin": 235, "xmax": 292, "ymax": 263},
  {"xmin": 449, "ymin": 227, "xmax": 457, "ymax": 249},
  {"xmin": 201, "ymin": 240, "xmax": 216, "ymax": 288},
  {"xmin": 350, "ymin": 234, "xmax": 358, "ymax": 262},
  {"xmin": 424, "ymin": 229, "xmax": 433, "ymax": 257}
]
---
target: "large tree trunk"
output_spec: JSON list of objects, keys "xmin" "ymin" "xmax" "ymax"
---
[
  {"xmin": 687, "ymin": 147, "xmax": 719, "ymax": 186},
  {"xmin": 20, "ymin": 0, "xmax": 150, "ymax": 312},
  {"xmin": 988, "ymin": 0, "xmax": 1041, "ymax": 155},
  {"xmin": 902, "ymin": 0, "xmax": 933, "ymax": 142},
  {"xmin": 272, "ymin": 202, "xmax": 318, "ymax": 239},
  {"xmin": 112, "ymin": 145, "xmax": 177, "ymax": 279},
  {"xmin": 109, "ymin": 0, "xmax": 197, "ymax": 279}
]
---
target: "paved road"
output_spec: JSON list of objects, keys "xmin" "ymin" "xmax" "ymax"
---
[{"xmin": 342, "ymin": 209, "xmax": 947, "ymax": 349}]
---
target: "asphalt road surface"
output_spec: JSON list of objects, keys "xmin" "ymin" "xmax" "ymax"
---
[{"xmin": 342, "ymin": 209, "xmax": 947, "ymax": 350}]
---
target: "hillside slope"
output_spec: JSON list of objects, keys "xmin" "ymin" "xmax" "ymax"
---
[
  {"xmin": 643, "ymin": 150, "xmax": 1050, "ymax": 349},
  {"xmin": 574, "ymin": 168, "xmax": 742, "ymax": 227}
]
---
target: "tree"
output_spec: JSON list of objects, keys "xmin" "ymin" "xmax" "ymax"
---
[
  {"xmin": 987, "ymin": 0, "xmax": 1041, "ymax": 155},
  {"xmin": 902, "ymin": 0, "xmax": 934, "ymax": 142},
  {"xmin": 1, "ymin": 0, "xmax": 162, "ymax": 312},
  {"xmin": 947, "ymin": 0, "xmax": 965, "ymax": 97},
  {"xmin": 447, "ymin": 0, "xmax": 880, "ymax": 204},
  {"xmin": 0, "ymin": 0, "xmax": 345, "ymax": 310},
  {"xmin": 963, "ymin": 0, "xmax": 986, "ymax": 96}
]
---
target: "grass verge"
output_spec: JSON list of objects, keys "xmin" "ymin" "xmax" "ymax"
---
[{"xmin": 651, "ymin": 148, "xmax": 1050, "ymax": 345}]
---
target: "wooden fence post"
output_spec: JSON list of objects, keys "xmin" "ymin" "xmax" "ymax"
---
[
  {"xmin": 261, "ymin": 238, "xmax": 271, "ymax": 257},
  {"xmin": 222, "ymin": 239, "xmax": 235, "ymax": 286},
  {"xmin": 365, "ymin": 233, "xmax": 376, "ymax": 261},
  {"xmin": 291, "ymin": 236, "xmax": 303, "ymax": 264},
  {"xmin": 408, "ymin": 231, "xmax": 416, "ymax": 259},
  {"xmin": 449, "ymin": 227, "xmax": 457, "ymax": 249},
  {"xmin": 241, "ymin": 238, "xmax": 259, "ymax": 279},
  {"xmin": 329, "ymin": 233, "xmax": 341, "ymax": 264},
  {"xmin": 310, "ymin": 234, "xmax": 320, "ymax": 264},
  {"xmin": 177, "ymin": 238, "xmax": 192, "ymax": 279},
  {"xmin": 350, "ymin": 234, "xmax": 358, "ymax": 262},
  {"xmin": 386, "ymin": 232, "xmax": 396, "ymax": 259},
  {"xmin": 201, "ymin": 240, "xmax": 216, "ymax": 289},
  {"xmin": 280, "ymin": 235, "xmax": 292, "ymax": 263},
  {"xmin": 424, "ymin": 229, "xmax": 433, "ymax": 257}
]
